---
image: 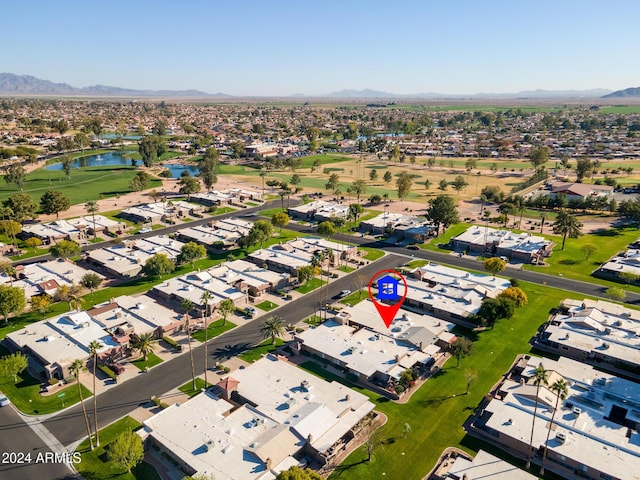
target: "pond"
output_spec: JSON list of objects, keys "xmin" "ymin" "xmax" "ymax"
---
[
  {"xmin": 44, "ymin": 152, "xmax": 131, "ymax": 170},
  {"xmin": 161, "ymin": 164, "xmax": 200, "ymax": 178}
]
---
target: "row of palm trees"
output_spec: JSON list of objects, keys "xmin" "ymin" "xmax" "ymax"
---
[
  {"xmin": 69, "ymin": 292, "xmax": 289, "ymax": 452},
  {"xmin": 526, "ymin": 363, "xmax": 569, "ymax": 475}
]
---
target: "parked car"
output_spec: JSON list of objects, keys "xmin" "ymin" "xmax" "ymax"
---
[
  {"xmin": 337, "ymin": 289, "xmax": 351, "ymax": 299},
  {"xmin": 245, "ymin": 306, "xmax": 256, "ymax": 316},
  {"xmin": 108, "ymin": 363, "xmax": 125, "ymax": 375},
  {"xmin": 407, "ymin": 245, "xmax": 420, "ymax": 251},
  {"xmin": 138, "ymin": 227, "xmax": 152, "ymax": 234},
  {"xmin": 0, "ymin": 394, "xmax": 10, "ymax": 407}
]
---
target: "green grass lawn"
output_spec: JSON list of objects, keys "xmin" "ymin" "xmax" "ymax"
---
[
  {"xmin": 404, "ymin": 259, "xmax": 430, "ymax": 269},
  {"xmin": 177, "ymin": 378, "xmax": 212, "ymax": 397},
  {"xmin": 259, "ymin": 206, "xmax": 285, "ymax": 218},
  {"xmin": 75, "ymin": 416, "xmax": 159, "ymax": 480},
  {"xmin": 303, "ymin": 315, "xmax": 324, "ymax": 327},
  {"xmin": 339, "ymin": 289, "xmax": 368, "ymax": 306},
  {"xmin": 338, "ymin": 265, "xmax": 356, "ymax": 273},
  {"xmin": 327, "ymin": 279, "xmax": 586, "ymax": 480},
  {"xmin": 0, "ymin": 370, "xmax": 92, "ymax": 415},
  {"xmin": 245, "ymin": 201, "xmax": 259, "ymax": 207},
  {"xmin": 524, "ymin": 224, "xmax": 640, "ymax": 292},
  {"xmin": 0, "ymin": 301, "xmax": 69, "ymax": 341},
  {"xmin": 238, "ymin": 338, "xmax": 285, "ymax": 363},
  {"xmin": 421, "ymin": 223, "xmax": 473, "ymax": 252},
  {"xmin": 211, "ymin": 206, "xmax": 237, "ymax": 215},
  {"xmin": 295, "ymin": 277, "xmax": 326, "ymax": 294},
  {"xmin": 189, "ymin": 319, "xmax": 236, "ymax": 342},
  {"xmin": 256, "ymin": 300, "xmax": 278, "ymax": 312},
  {"xmin": 358, "ymin": 246, "xmax": 385, "ymax": 261},
  {"xmin": 0, "ymin": 165, "xmax": 162, "ymax": 205},
  {"xmin": 130, "ymin": 352, "xmax": 163, "ymax": 371}
]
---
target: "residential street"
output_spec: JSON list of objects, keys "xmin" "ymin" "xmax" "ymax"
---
[
  {"xmin": 5, "ymin": 202, "xmax": 640, "ymax": 480},
  {"xmin": 41, "ymin": 253, "xmax": 405, "ymax": 448}
]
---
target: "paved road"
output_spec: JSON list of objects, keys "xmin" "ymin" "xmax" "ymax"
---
[
  {"xmin": 12, "ymin": 198, "xmax": 290, "ymax": 267},
  {"xmin": 42, "ymin": 253, "xmax": 405, "ymax": 448},
  {"xmin": 279, "ymin": 221, "xmax": 640, "ymax": 304},
  {"xmin": 0, "ymin": 406, "xmax": 76, "ymax": 480}
]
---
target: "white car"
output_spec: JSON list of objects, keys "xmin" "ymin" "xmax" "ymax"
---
[
  {"xmin": 138, "ymin": 227, "xmax": 153, "ymax": 234},
  {"xmin": 0, "ymin": 394, "xmax": 10, "ymax": 407}
]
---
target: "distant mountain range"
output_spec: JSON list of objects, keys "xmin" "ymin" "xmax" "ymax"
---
[
  {"xmin": 602, "ymin": 87, "xmax": 640, "ymax": 98},
  {"xmin": 322, "ymin": 88, "xmax": 613, "ymax": 99},
  {"xmin": 0, "ymin": 73, "xmax": 230, "ymax": 98},
  {"xmin": 0, "ymin": 73, "xmax": 633, "ymax": 100}
]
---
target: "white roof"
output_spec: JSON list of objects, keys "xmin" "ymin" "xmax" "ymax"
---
[
  {"xmin": 540, "ymin": 298, "xmax": 640, "ymax": 367},
  {"xmin": 454, "ymin": 225, "xmax": 550, "ymax": 253},
  {"xmin": 361, "ymin": 212, "xmax": 417, "ymax": 229},
  {"xmin": 208, "ymin": 260, "xmax": 287, "ymax": 289},
  {"xmin": 341, "ymin": 299, "xmax": 455, "ymax": 343},
  {"xmin": 407, "ymin": 263, "xmax": 510, "ymax": 317},
  {"xmin": 144, "ymin": 392, "xmax": 293, "ymax": 480},
  {"xmin": 297, "ymin": 320, "xmax": 430, "ymax": 380},
  {"xmin": 232, "ymin": 356, "xmax": 375, "ymax": 453},
  {"xmin": 6, "ymin": 311, "xmax": 116, "ymax": 368},
  {"xmin": 484, "ymin": 356, "xmax": 640, "ymax": 480},
  {"xmin": 152, "ymin": 271, "xmax": 245, "ymax": 307},
  {"xmin": 448, "ymin": 450, "xmax": 536, "ymax": 480},
  {"xmin": 21, "ymin": 260, "xmax": 104, "ymax": 294}
]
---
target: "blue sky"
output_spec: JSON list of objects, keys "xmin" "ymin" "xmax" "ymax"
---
[{"xmin": 2, "ymin": 0, "xmax": 639, "ymax": 96}]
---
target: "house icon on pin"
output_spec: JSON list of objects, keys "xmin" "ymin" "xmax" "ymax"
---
[{"xmin": 377, "ymin": 275, "xmax": 399, "ymax": 301}]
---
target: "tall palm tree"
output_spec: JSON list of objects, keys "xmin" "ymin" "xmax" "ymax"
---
[
  {"xmin": 69, "ymin": 287, "xmax": 84, "ymax": 312},
  {"xmin": 540, "ymin": 378, "xmax": 569, "ymax": 475},
  {"xmin": 218, "ymin": 298, "xmax": 235, "ymax": 327},
  {"xmin": 181, "ymin": 298, "xmax": 197, "ymax": 390},
  {"xmin": 131, "ymin": 332, "xmax": 157, "ymax": 361},
  {"xmin": 200, "ymin": 291, "xmax": 212, "ymax": 387},
  {"xmin": 70, "ymin": 359, "xmax": 94, "ymax": 451},
  {"xmin": 311, "ymin": 254, "xmax": 321, "ymax": 318},
  {"xmin": 87, "ymin": 340, "xmax": 102, "ymax": 447},
  {"xmin": 85, "ymin": 200, "xmax": 99, "ymax": 240},
  {"xmin": 323, "ymin": 247, "xmax": 333, "ymax": 320},
  {"xmin": 260, "ymin": 315, "xmax": 285, "ymax": 346},
  {"xmin": 552, "ymin": 210, "xmax": 583, "ymax": 250},
  {"xmin": 526, "ymin": 363, "xmax": 549, "ymax": 469}
]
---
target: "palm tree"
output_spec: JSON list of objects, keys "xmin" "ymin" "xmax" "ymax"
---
[
  {"xmin": 552, "ymin": 211, "xmax": 583, "ymax": 250},
  {"xmin": 322, "ymin": 247, "xmax": 333, "ymax": 320},
  {"xmin": 85, "ymin": 200, "xmax": 99, "ymax": 239},
  {"xmin": 70, "ymin": 359, "xmax": 94, "ymax": 451},
  {"xmin": 181, "ymin": 298, "xmax": 197, "ymax": 390},
  {"xmin": 131, "ymin": 332, "xmax": 157, "ymax": 361},
  {"xmin": 218, "ymin": 298, "xmax": 235, "ymax": 327},
  {"xmin": 540, "ymin": 378, "xmax": 569, "ymax": 475},
  {"xmin": 69, "ymin": 289, "xmax": 84, "ymax": 312},
  {"xmin": 260, "ymin": 315, "xmax": 285, "ymax": 345},
  {"xmin": 526, "ymin": 363, "xmax": 549, "ymax": 469},
  {"xmin": 88, "ymin": 340, "xmax": 102, "ymax": 447},
  {"xmin": 200, "ymin": 291, "xmax": 212, "ymax": 387}
]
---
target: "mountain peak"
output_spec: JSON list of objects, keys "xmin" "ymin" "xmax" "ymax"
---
[{"xmin": 0, "ymin": 73, "xmax": 228, "ymax": 98}]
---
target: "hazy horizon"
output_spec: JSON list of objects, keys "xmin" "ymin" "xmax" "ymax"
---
[{"xmin": 3, "ymin": 0, "xmax": 639, "ymax": 96}]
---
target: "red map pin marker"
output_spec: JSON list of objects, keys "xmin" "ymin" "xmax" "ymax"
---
[{"xmin": 367, "ymin": 269, "xmax": 408, "ymax": 328}]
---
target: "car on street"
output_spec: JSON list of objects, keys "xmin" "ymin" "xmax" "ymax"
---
[
  {"xmin": 0, "ymin": 394, "xmax": 10, "ymax": 407},
  {"xmin": 407, "ymin": 245, "xmax": 420, "ymax": 250},
  {"xmin": 138, "ymin": 227, "xmax": 152, "ymax": 234},
  {"xmin": 108, "ymin": 363, "xmax": 125, "ymax": 375},
  {"xmin": 337, "ymin": 289, "xmax": 351, "ymax": 299}
]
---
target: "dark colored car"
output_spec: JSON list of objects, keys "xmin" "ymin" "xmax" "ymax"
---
[
  {"xmin": 108, "ymin": 363, "xmax": 125, "ymax": 375},
  {"xmin": 407, "ymin": 245, "xmax": 420, "ymax": 250}
]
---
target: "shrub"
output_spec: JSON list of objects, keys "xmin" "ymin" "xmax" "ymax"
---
[
  {"xmin": 48, "ymin": 378, "xmax": 59, "ymax": 385},
  {"xmin": 151, "ymin": 396, "xmax": 169, "ymax": 409},
  {"xmin": 162, "ymin": 336, "xmax": 182, "ymax": 351},
  {"xmin": 395, "ymin": 384, "xmax": 405, "ymax": 394},
  {"xmin": 98, "ymin": 364, "xmax": 117, "ymax": 381},
  {"xmin": 510, "ymin": 278, "xmax": 519, "ymax": 287}
]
